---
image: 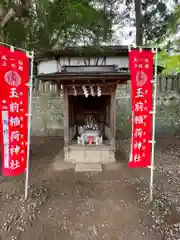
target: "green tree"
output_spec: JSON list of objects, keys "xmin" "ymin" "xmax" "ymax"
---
[
  {"xmin": 158, "ymin": 50, "xmax": 180, "ymax": 75},
  {"xmin": 0, "ymin": 0, "xmax": 31, "ymax": 42},
  {"xmin": 165, "ymin": 5, "xmax": 180, "ymax": 53},
  {"xmin": 125, "ymin": 0, "xmax": 177, "ymax": 45},
  {"xmin": 0, "ymin": 0, "xmax": 114, "ymax": 50}
]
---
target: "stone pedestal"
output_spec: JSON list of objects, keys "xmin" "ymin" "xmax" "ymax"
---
[{"xmin": 64, "ymin": 144, "xmax": 115, "ymax": 164}]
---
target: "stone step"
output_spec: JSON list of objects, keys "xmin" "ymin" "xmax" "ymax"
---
[
  {"xmin": 65, "ymin": 149, "xmax": 115, "ymax": 164},
  {"xmin": 53, "ymin": 161, "xmax": 74, "ymax": 171},
  {"xmin": 75, "ymin": 163, "xmax": 102, "ymax": 172}
]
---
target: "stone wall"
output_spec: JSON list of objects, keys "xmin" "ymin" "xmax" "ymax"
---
[
  {"xmin": 32, "ymin": 75, "xmax": 180, "ymax": 138},
  {"xmin": 116, "ymin": 85, "xmax": 180, "ymax": 139},
  {"xmin": 32, "ymin": 92, "xmax": 64, "ymax": 136}
]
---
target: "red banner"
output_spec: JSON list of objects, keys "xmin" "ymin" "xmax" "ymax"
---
[
  {"xmin": 0, "ymin": 45, "xmax": 29, "ymax": 176},
  {"xmin": 129, "ymin": 49, "xmax": 154, "ymax": 168}
]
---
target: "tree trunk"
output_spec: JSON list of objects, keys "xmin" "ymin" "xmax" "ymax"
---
[
  {"xmin": 0, "ymin": 0, "xmax": 33, "ymax": 42},
  {"xmin": 0, "ymin": 8, "xmax": 16, "ymax": 28},
  {"xmin": 0, "ymin": 7, "xmax": 16, "ymax": 41},
  {"xmin": 135, "ymin": 0, "xmax": 143, "ymax": 46}
]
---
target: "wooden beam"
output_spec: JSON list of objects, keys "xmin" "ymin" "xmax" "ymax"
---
[
  {"xmin": 65, "ymin": 83, "xmax": 118, "ymax": 87},
  {"xmin": 110, "ymin": 85, "xmax": 117, "ymax": 151},
  {"xmin": 63, "ymin": 86, "xmax": 69, "ymax": 147},
  {"xmin": 66, "ymin": 84, "xmax": 117, "ymax": 95}
]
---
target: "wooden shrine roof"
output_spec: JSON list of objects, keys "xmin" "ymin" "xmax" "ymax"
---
[
  {"xmin": 37, "ymin": 65, "xmax": 164, "ymax": 85},
  {"xmin": 35, "ymin": 45, "xmax": 161, "ymax": 61},
  {"xmin": 37, "ymin": 71, "xmax": 130, "ymax": 85}
]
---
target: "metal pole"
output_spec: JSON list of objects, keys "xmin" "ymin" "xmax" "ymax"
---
[
  {"xmin": 25, "ymin": 51, "xmax": 34, "ymax": 200},
  {"xmin": 150, "ymin": 48, "xmax": 158, "ymax": 201},
  {"xmin": 128, "ymin": 46, "xmax": 133, "ymax": 163},
  {"xmin": 129, "ymin": 111, "xmax": 134, "ymax": 163}
]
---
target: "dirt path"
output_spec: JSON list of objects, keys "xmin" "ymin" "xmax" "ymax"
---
[
  {"xmin": 19, "ymin": 169, "xmax": 159, "ymax": 240},
  {"xmin": 0, "ymin": 137, "xmax": 166, "ymax": 240}
]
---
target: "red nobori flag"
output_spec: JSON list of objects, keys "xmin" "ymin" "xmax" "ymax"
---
[
  {"xmin": 0, "ymin": 45, "xmax": 29, "ymax": 176},
  {"xmin": 128, "ymin": 49, "xmax": 154, "ymax": 168}
]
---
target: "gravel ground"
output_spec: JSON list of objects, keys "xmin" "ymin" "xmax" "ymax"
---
[{"xmin": 0, "ymin": 136, "xmax": 180, "ymax": 240}]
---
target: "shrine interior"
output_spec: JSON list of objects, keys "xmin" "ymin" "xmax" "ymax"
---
[{"xmin": 68, "ymin": 95, "xmax": 111, "ymax": 145}]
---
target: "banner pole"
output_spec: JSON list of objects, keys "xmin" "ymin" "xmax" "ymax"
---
[
  {"xmin": 150, "ymin": 48, "xmax": 158, "ymax": 201},
  {"xmin": 25, "ymin": 51, "xmax": 34, "ymax": 200},
  {"xmin": 128, "ymin": 46, "xmax": 133, "ymax": 163}
]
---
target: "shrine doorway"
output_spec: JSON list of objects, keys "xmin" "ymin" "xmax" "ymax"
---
[
  {"xmin": 63, "ymin": 84, "xmax": 116, "ymax": 164},
  {"xmin": 68, "ymin": 95, "xmax": 110, "ymax": 142}
]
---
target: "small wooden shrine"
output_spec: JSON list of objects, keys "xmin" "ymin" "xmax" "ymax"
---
[{"xmin": 36, "ymin": 45, "xmax": 163, "ymax": 164}]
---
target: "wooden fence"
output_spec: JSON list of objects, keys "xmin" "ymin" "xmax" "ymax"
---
[{"xmin": 33, "ymin": 73, "xmax": 180, "ymax": 96}]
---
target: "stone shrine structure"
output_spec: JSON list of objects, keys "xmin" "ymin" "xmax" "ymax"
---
[{"xmin": 34, "ymin": 45, "xmax": 166, "ymax": 165}]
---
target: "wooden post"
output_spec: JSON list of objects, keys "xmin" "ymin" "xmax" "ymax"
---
[
  {"xmin": 63, "ymin": 86, "xmax": 69, "ymax": 147},
  {"xmin": 110, "ymin": 85, "xmax": 117, "ymax": 151}
]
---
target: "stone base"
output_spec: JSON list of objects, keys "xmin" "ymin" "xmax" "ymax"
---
[
  {"xmin": 75, "ymin": 163, "xmax": 102, "ymax": 172},
  {"xmin": 64, "ymin": 145, "xmax": 115, "ymax": 164}
]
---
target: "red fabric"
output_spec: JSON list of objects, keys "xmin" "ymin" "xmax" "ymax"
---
[
  {"xmin": 88, "ymin": 136, "xmax": 93, "ymax": 144},
  {"xmin": 128, "ymin": 49, "xmax": 154, "ymax": 168},
  {"xmin": 0, "ymin": 45, "xmax": 29, "ymax": 176}
]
